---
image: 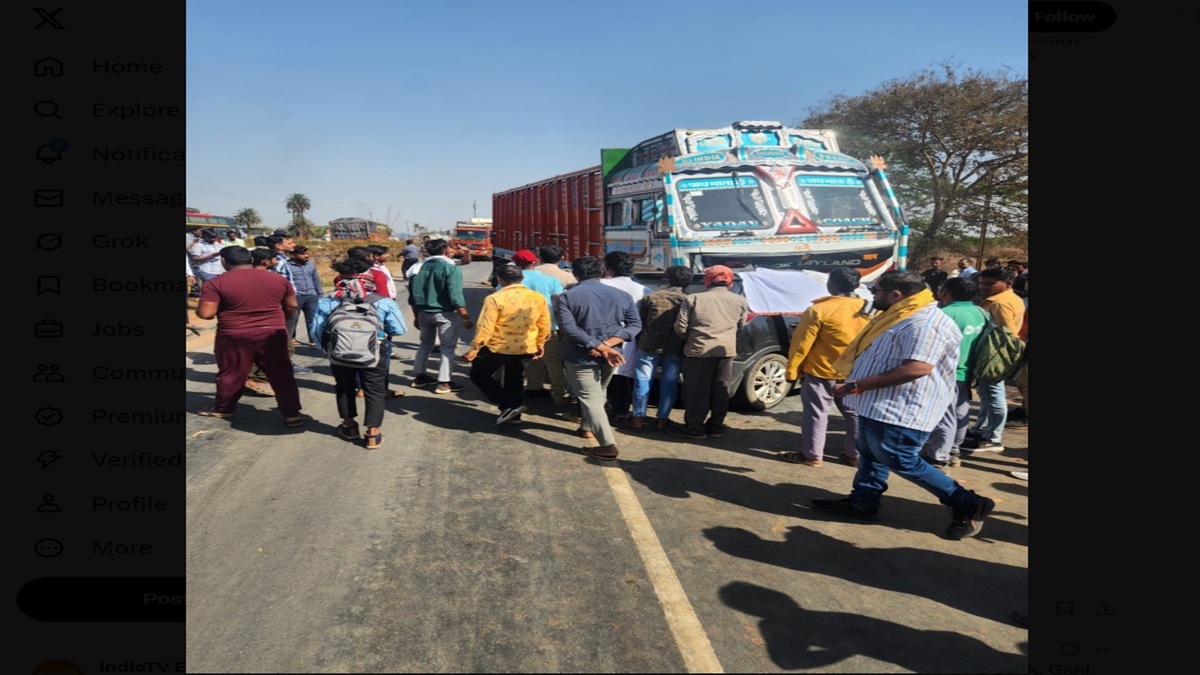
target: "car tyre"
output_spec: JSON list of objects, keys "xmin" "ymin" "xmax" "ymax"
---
[{"xmin": 735, "ymin": 353, "xmax": 792, "ymax": 411}]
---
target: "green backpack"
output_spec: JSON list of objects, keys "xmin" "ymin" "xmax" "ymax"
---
[{"xmin": 968, "ymin": 314, "xmax": 1027, "ymax": 385}]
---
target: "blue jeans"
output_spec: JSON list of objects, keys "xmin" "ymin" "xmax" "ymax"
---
[
  {"xmin": 850, "ymin": 417, "xmax": 977, "ymax": 511},
  {"xmin": 971, "ymin": 380, "xmax": 1008, "ymax": 443},
  {"xmin": 632, "ymin": 351, "xmax": 682, "ymax": 419}
]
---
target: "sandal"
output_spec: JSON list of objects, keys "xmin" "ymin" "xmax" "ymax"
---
[
  {"xmin": 385, "ymin": 390, "xmax": 405, "ymax": 398},
  {"xmin": 778, "ymin": 451, "xmax": 822, "ymax": 466},
  {"xmin": 364, "ymin": 432, "xmax": 384, "ymax": 449},
  {"xmin": 285, "ymin": 416, "xmax": 305, "ymax": 428},
  {"xmin": 336, "ymin": 423, "xmax": 361, "ymax": 440},
  {"xmin": 198, "ymin": 409, "xmax": 235, "ymax": 419},
  {"xmin": 244, "ymin": 382, "xmax": 274, "ymax": 397}
]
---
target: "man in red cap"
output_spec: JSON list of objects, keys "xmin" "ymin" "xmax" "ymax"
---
[
  {"xmin": 670, "ymin": 265, "xmax": 748, "ymax": 439},
  {"xmin": 506, "ymin": 250, "xmax": 566, "ymax": 404}
]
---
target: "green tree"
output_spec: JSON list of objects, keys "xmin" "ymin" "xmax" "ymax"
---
[
  {"xmin": 287, "ymin": 216, "xmax": 317, "ymax": 240},
  {"xmin": 232, "ymin": 207, "xmax": 262, "ymax": 233},
  {"xmin": 284, "ymin": 193, "xmax": 314, "ymax": 239},
  {"xmin": 799, "ymin": 62, "xmax": 1027, "ymax": 260}
]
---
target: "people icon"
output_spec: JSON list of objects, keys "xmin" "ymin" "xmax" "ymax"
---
[
  {"xmin": 33, "ymin": 364, "xmax": 65, "ymax": 382},
  {"xmin": 37, "ymin": 494, "xmax": 61, "ymax": 513}
]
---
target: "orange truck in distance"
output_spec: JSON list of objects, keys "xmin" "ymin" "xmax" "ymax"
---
[{"xmin": 448, "ymin": 218, "xmax": 493, "ymax": 262}]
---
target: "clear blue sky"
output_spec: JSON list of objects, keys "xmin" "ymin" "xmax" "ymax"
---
[{"xmin": 186, "ymin": 0, "xmax": 1027, "ymax": 236}]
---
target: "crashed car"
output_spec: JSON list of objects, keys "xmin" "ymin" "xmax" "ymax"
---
[{"xmin": 632, "ymin": 267, "xmax": 873, "ymax": 411}]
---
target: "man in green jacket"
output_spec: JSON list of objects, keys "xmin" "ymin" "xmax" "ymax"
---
[{"xmin": 410, "ymin": 239, "xmax": 474, "ymax": 394}]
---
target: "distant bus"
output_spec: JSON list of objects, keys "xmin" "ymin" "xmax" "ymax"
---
[{"xmin": 185, "ymin": 212, "xmax": 236, "ymax": 229}]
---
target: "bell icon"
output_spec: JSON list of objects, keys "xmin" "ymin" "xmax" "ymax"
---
[{"xmin": 37, "ymin": 145, "xmax": 62, "ymax": 163}]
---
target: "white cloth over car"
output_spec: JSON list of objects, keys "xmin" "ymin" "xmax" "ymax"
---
[{"xmin": 737, "ymin": 268, "xmax": 873, "ymax": 314}]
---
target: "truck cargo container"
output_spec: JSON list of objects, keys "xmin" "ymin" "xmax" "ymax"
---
[
  {"xmin": 492, "ymin": 120, "xmax": 907, "ymax": 281},
  {"xmin": 327, "ymin": 217, "xmax": 391, "ymax": 242}
]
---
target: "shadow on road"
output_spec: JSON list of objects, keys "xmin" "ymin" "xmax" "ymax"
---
[{"xmin": 719, "ymin": 581, "xmax": 1026, "ymax": 672}]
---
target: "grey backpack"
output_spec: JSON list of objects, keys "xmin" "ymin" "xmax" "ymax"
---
[{"xmin": 323, "ymin": 292, "xmax": 385, "ymax": 368}]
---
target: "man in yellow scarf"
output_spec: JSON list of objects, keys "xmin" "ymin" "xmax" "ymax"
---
[{"xmin": 814, "ymin": 270, "xmax": 997, "ymax": 540}]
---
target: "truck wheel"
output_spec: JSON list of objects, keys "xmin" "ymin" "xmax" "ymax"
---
[{"xmin": 734, "ymin": 354, "xmax": 791, "ymax": 411}]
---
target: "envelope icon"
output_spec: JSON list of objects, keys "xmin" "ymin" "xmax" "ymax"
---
[{"xmin": 35, "ymin": 189, "xmax": 63, "ymax": 207}]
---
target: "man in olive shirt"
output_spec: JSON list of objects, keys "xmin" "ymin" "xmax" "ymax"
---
[
  {"xmin": 964, "ymin": 266, "xmax": 1026, "ymax": 452},
  {"xmin": 670, "ymin": 265, "xmax": 748, "ymax": 439}
]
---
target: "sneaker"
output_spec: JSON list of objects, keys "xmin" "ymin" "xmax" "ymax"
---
[
  {"xmin": 666, "ymin": 426, "xmax": 707, "ymax": 440},
  {"xmin": 292, "ymin": 365, "xmax": 313, "ymax": 373},
  {"xmin": 811, "ymin": 498, "xmax": 879, "ymax": 521},
  {"xmin": 505, "ymin": 414, "xmax": 524, "ymax": 425},
  {"xmin": 963, "ymin": 439, "xmax": 1004, "ymax": 453},
  {"xmin": 946, "ymin": 496, "xmax": 996, "ymax": 539},
  {"xmin": 948, "ymin": 452, "xmax": 962, "ymax": 467},
  {"xmin": 410, "ymin": 374, "xmax": 437, "ymax": 388},
  {"xmin": 496, "ymin": 405, "xmax": 527, "ymax": 425},
  {"xmin": 1010, "ymin": 470, "xmax": 1028, "ymax": 481},
  {"xmin": 434, "ymin": 381, "xmax": 464, "ymax": 394},
  {"xmin": 581, "ymin": 445, "xmax": 619, "ymax": 460}
]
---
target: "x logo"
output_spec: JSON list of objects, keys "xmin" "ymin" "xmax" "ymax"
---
[{"xmin": 33, "ymin": 7, "xmax": 65, "ymax": 29}]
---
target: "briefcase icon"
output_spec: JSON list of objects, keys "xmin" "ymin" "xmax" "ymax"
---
[
  {"xmin": 34, "ymin": 189, "xmax": 64, "ymax": 207},
  {"xmin": 35, "ymin": 319, "xmax": 64, "ymax": 338}
]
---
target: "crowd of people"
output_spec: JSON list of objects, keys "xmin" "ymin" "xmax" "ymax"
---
[{"xmin": 188, "ymin": 230, "xmax": 1028, "ymax": 539}]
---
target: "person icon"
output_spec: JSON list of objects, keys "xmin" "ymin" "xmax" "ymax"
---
[
  {"xmin": 33, "ymin": 364, "xmax": 65, "ymax": 382},
  {"xmin": 37, "ymin": 494, "xmax": 61, "ymax": 513}
]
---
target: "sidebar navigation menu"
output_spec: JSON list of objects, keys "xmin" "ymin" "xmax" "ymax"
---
[{"xmin": 17, "ymin": 3, "xmax": 185, "ymax": 671}]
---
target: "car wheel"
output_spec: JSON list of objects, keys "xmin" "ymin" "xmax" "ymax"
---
[{"xmin": 736, "ymin": 354, "xmax": 791, "ymax": 410}]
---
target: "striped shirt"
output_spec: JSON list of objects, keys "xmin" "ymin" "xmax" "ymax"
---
[{"xmin": 845, "ymin": 303, "xmax": 961, "ymax": 433}]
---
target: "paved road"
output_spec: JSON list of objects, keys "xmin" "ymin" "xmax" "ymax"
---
[{"xmin": 185, "ymin": 260, "xmax": 1029, "ymax": 673}]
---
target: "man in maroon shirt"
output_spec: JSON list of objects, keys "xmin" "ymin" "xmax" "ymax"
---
[{"xmin": 196, "ymin": 246, "xmax": 304, "ymax": 425}]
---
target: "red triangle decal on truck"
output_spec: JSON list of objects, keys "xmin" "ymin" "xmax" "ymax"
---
[{"xmin": 777, "ymin": 209, "xmax": 820, "ymax": 234}]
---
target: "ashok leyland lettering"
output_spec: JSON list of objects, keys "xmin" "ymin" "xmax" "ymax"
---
[{"xmin": 492, "ymin": 121, "xmax": 908, "ymax": 282}]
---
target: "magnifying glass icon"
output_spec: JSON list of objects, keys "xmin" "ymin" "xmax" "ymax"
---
[{"xmin": 35, "ymin": 101, "xmax": 62, "ymax": 120}]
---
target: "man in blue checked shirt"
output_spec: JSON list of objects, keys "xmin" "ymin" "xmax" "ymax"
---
[
  {"xmin": 285, "ymin": 245, "xmax": 324, "ymax": 346},
  {"xmin": 816, "ymin": 270, "xmax": 997, "ymax": 540}
]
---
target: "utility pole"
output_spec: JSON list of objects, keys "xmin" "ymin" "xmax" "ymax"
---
[
  {"xmin": 473, "ymin": 200, "xmax": 477, "ymax": 219},
  {"xmin": 976, "ymin": 177, "xmax": 993, "ymax": 265}
]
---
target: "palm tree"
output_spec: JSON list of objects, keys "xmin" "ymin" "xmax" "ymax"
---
[
  {"xmin": 232, "ymin": 208, "xmax": 262, "ymax": 235},
  {"xmin": 284, "ymin": 192, "xmax": 314, "ymax": 236}
]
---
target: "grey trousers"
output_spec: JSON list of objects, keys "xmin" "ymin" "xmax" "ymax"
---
[
  {"xmin": 564, "ymin": 361, "xmax": 616, "ymax": 447},
  {"xmin": 413, "ymin": 311, "xmax": 459, "ymax": 382},
  {"xmin": 798, "ymin": 374, "xmax": 859, "ymax": 461},
  {"xmin": 925, "ymin": 380, "xmax": 972, "ymax": 462}
]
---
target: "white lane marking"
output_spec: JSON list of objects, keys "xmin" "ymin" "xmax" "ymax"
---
[{"xmin": 598, "ymin": 461, "xmax": 724, "ymax": 674}]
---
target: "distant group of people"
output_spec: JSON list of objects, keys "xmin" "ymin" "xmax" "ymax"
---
[{"xmin": 191, "ymin": 229, "xmax": 1027, "ymax": 538}]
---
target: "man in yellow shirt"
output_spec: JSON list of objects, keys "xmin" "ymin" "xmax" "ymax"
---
[
  {"xmin": 778, "ymin": 268, "xmax": 873, "ymax": 467},
  {"xmin": 964, "ymin": 266, "xmax": 1026, "ymax": 452},
  {"xmin": 463, "ymin": 265, "xmax": 551, "ymax": 425}
]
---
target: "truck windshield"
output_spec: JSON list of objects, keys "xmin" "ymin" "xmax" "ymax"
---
[
  {"xmin": 794, "ymin": 175, "xmax": 886, "ymax": 231},
  {"xmin": 454, "ymin": 230, "xmax": 488, "ymax": 241},
  {"xmin": 676, "ymin": 175, "xmax": 774, "ymax": 232}
]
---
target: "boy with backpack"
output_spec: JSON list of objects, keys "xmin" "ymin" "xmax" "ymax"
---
[
  {"xmin": 309, "ymin": 257, "xmax": 408, "ymax": 449},
  {"xmin": 963, "ymin": 266, "xmax": 1026, "ymax": 453}
]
